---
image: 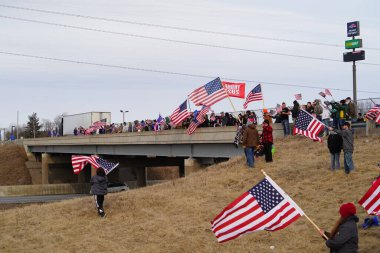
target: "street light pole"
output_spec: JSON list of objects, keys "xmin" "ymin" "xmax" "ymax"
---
[{"xmin": 120, "ymin": 110, "xmax": 129, "ymax": 123}]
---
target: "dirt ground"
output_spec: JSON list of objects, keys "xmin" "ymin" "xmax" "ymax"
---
[
  {"xmin": 0, "ymin": 144, "xmax": 31, "ymax": 185},
  {"xmin": 0, "ymin": 136, "xmax": 379, "ymax": 252}
]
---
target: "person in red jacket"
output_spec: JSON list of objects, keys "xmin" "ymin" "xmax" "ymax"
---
[{"xmin": 261, "ymin": 120, "xmax": 273, "ymax": 162}]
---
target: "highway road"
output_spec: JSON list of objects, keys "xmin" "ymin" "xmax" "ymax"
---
[{"xmin": 0, "ymin": 194, "xmax": 88, "ymax": 204}]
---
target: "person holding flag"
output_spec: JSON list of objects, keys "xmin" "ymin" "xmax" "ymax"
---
[
  {"xmin": 90, "ymin": 168, "xmax": 109, "ymax": 218},
  {"xmin": 319, "ymin": 203, "xmax": 359, "ymax": 252}
]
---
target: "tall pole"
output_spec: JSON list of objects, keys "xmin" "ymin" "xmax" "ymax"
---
[
  {"xmin": 122, "ymin": 111, "xmax": 125, "ymax": 123},
  {"xmin": 352, "ymin": 36, "xmax": 357, "ymax": 116}
]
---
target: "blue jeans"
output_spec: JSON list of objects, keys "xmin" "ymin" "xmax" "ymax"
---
[
  {"xmin": 322, "ymin": 119, "xmax": 330, "ymax": 135},
  {"xmin": 244, "ymin": 147, "xmax": 255, "ymax": 168},
  {"xmin": 344, "ymin": 152, "xmax": 354, "ymax": 174},
  {"xmin": 330, "ymin": 153, "xmax": 340, "ymax": 170},
  {"xmin": 282, "ymin": 119, "xmax": 290, "ymax": 136}
]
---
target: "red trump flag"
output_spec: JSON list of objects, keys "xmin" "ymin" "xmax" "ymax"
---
[{"xmin": 222, "ymin": 81, "xmax": 246, "ymax": 99}]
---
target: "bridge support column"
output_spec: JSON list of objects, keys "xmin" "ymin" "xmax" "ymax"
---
[
  {"xmin": 135, "ymin": 167, "xmax": 146, "ymax": 187},
  {"xmin": 78, "ymin": 170, "xmax": 86, "ymax": 183},
  {"xmin": 184, "ymin": 158, "xmax": 202, "ymax": 177},
  {"xmin": 41, "ymin": 153, "xmax": 52, "ymax": 184}
]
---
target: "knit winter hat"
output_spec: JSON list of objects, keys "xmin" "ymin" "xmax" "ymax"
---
[{"xmin": 339, "ymin": 203, "xmax": 356, "ymax": 218}]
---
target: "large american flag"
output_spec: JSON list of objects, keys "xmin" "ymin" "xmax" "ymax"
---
[
  {"xmin": 243, "ymin": 84, "xmax": 263, "ymax": 109},
  {"xmin": 187, "ymin": 106, "xmax": 210, "ymax": 135},
  {"xmin": 211, "ymin": 175, "xmax": 304, "ymax": 243},
  {"xmin": 365, "ymin": 105, "xmax": 380, "ymax": 121},
  {"xmin": 71, "ymin": 155, "xmax": 119, "ymax": 175},
  {"xmin": 293, "ymin": 110, "xmax": 324, "ymax": 142},
  {"xmin": 71, "ymin": 155, "xmax": 99, "ymax": 174},
  {"xmin": 169, "ymin": 100, "xmax": 190, "ymax": 125},
  {"xmin": 188, "ymin": 77, "xmax": 228, "ymax": 106},
  {"xmin": 358, "ymin": 177, "xmax": 380, "ymax": 216}
]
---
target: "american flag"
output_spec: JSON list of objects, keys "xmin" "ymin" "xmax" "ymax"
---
[
  {"xmin": 325, "ymin": 89, "xmax": 332, "ymax": 97},
  {"xmin": 365, "ymin": 105, "xmax": 380, "ymax": 121},
  {"xmin": 93, "ymin": 156, "xmax": 119, "ymax": 175},
  {"xmin": 92, "ymin": 119, "xmax": 107, "ymax": 128},
  {"xmin": 318, "ymin": 92, "xmax": 326, "ymax": 98},
  {"xmin": 243, "ymin": 84, "xmax": 263, "ymax": 109},
  {"xmin": 294, "ymin": 94, "xmax": 302, "ymax": 100},
  {"xmin": 188, "ymin": 77, "xmax": 228, "ymax": 106},
  {"xmin": 293, "ymin": 110, "xmax": 324, "ymax": 142},
  {"xmin": 187, "ymin": 106, "xmax": 210, "ymax": 135},
  {"xmin": 71, "ymin": 155, "xmax": 99, "ymax": 174},
  {"xmin": 169, "ymin": 100, "xmax": 190, "ymax": 125},
  {"xmin": 358, "ymin": 177, "xmax": 380, "ymax": 216},
  {"xmin": 211, "ymin": 175, "xmax": 304, "ymax": 243}
]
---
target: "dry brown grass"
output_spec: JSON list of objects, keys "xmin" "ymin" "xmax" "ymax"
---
[
  {"xmin": 1, "ymin": 136, "xmax": 380, "ymax": 253},
  {"xmin": 0, "ymin": 144, "xmax": 31, "ymax": 185}
]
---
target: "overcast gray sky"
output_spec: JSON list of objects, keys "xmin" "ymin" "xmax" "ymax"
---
[{"xmin": 1, "ymin": 0, "xmax": 379, "ymax": 128}]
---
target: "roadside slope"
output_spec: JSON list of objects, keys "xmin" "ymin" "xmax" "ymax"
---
[
  {"xmin": 1, "ymin": 136, "xmax": 379, "ymax": 252},
  {"xmin": 0, "ymin": 144, "xmax": 31, "ymax": 185}
]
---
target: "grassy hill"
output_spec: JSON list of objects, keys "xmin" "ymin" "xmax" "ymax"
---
[
  {"xmin": 0, "ymin": 144, "xmax": 31, "ymax": 185},
  {"xmin": 1, "ymin": 136, "xmax": 379, "ymax": 253}
]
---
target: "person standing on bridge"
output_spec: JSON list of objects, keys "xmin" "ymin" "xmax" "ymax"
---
[{"xmin": 91, "ymin": 168, "xmax": 108, "ymax": 218}]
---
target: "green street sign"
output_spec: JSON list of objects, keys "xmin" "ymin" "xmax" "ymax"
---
[{"xmin": 345, "ymin": 39, "xmax": 362, "ymax": 49}]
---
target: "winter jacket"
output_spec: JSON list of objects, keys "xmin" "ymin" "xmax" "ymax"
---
[
  {"xmin": 328, "ymin": 133, "xmax": 343, "ymax": 154},
  {"xmin": 291, "ymin": 104, "xmax": 300, "ymax": 119},
  {"xmin": 326, "ymin": 215, "xmax": 359, "ymax": 253},
  {"xmin": 90, "ymin": 175, "xmax": 108, "ymax": 195},
  {"xmin": 334, "ymin": 129, "xmax": 354, "ymax": 153},
  {"xmin": 314, "ymin": 102, "xmax": 323, "ymax": 116},
  {"xmin": 347, "ymin": 102, "xmax": 356, "ymax": 119},
  {"xmin": 242, "ymin": 124, "xmax": 259, "ymax": 148},
  {"xmin": 261, "ymin": 125, "xmax": 273, "ymax": 144}
]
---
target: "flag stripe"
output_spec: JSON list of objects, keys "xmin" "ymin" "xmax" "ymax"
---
[
  {"xmin": 212, "ymin": 192, "xmax": 251, "ymax": 227},
  {"xmin": 216, "ymin": 201, "xmax": 290, "ymax": 242},
  {"xmin": 359, "ymin": 178, "xmax": 380, "ymax": 215}
]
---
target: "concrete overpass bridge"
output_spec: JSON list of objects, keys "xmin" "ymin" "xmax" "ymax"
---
[{"xmin": 22, "ymin": 125, "xmax": 285, "ymax": 190}]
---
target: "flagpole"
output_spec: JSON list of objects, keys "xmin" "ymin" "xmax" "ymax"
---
[
  {"xmin": 260, "ymin": 170, "xmax": 328, "ymax": 240},
  {"xmin": 187, "ymin": 97, "xmax": 192, "ymax": 113},
  {"xmin": 260, "ymin": 83, "xmax": 265, "ymax": 109},
  {"xmin": 223, "ymin": 84, "xmax": 238, "ymax": 116}
]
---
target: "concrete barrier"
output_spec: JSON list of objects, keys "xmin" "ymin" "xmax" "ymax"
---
[{"xmin": 0, "ymin": 183, "xmax": 90, "ymax": 197}]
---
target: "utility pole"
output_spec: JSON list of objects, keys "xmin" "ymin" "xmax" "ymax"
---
[
  {"xmin": 344, "ymin": 21, "xmax": 364, "ymax": 117},
  {"xmin": 16, "ymin": 110, "xmax": 19, "ymax": 140}
]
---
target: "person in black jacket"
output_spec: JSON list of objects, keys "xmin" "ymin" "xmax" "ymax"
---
[
  {"xmin": 91, "ymin": 168, "xmax": 108, "ymax": 217},
  {"xmin": 319, "ymin": 202, "xmax": 359, "ymax": 253},
  {"xmin": 327, "ymin": 132, "xmax": 343, "ymax": 171}
]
